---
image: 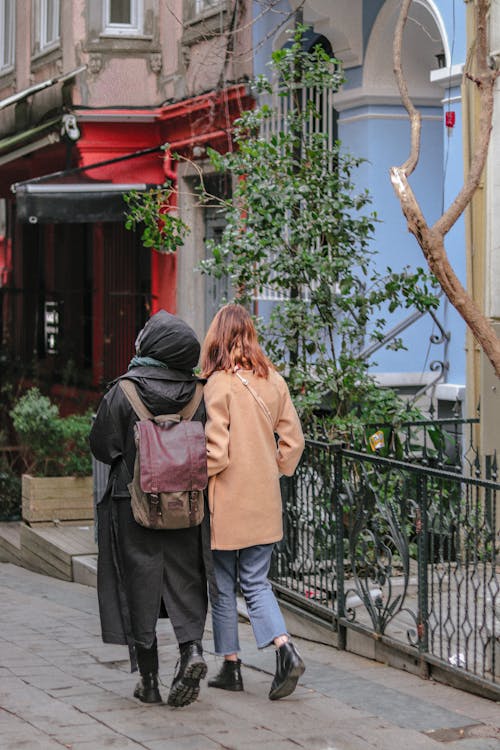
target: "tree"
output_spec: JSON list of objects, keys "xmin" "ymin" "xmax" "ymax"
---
[
  {"xmin": 391, "ymin": 0, "xmax": 500, "ymax": 378},
  {"xmin": 124, "ymin": 27, "xmax": 441, "ymax": 438},
  {"xmin": 197, "ymin": 27, "xmax": 438, "ymax": 436}
]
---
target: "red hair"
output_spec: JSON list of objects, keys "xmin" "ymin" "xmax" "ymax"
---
[{"xmin": 200, "ymin": 304, "xmax": 273, "ymax": 378}]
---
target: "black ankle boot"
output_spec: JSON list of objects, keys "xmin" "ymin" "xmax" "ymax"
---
[
  {"xmin": 134, "ymin": 638, "xmax": 162, "ymax": 704},
  {"xmin": 269, "ymin": 641, "xmax": 305, "ymax": 701},
  {"xmin": 167, "ymin": 640, "xmax": 207, "ymax": 708},
  {"xmin": 134, "ymin": 672, "xmax": 162, "ymax": 704},
  {"xmin": 208, "ymin": 659, "xmax": 244, "ymax": 691}
]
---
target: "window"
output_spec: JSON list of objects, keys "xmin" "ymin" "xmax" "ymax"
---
[
  {"xmin": 38, "ymin": 0, "xmax": 60, "ymax": 52},
  {"xmin": 195, "ymin": 0, "xmax": 222, "ymax": 12},
  {"xmin": 185, "ymin": 0, "xmax": 225, "ymax": 21},
  {"xmin": 0, "ymin": 0, "xmax": 15, "ymax": 73},
  {"xmin": 103, "ymin": 0, "xmax": 143, "ymax": 36}
]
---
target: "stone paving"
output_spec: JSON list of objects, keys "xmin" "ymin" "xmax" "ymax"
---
[{"xmin": 0, "ymin": 562, "xmax": 499, "ymax": 750}]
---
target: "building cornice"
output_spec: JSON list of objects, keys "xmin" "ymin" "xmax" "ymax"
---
[
  {"xmin": 334, "ymin": 90, "xmax": 444, "ymax": 113},
  {"xmin": 74, "ymin": 110, "xmax": 159, "ymax": 123},
  {"xmin": 429, "ymin": 64, "xmax": 465, "ymax": 88},
  {"xmin": 72, "ymin": 83, "xmax": 253, "ymax": 125}
]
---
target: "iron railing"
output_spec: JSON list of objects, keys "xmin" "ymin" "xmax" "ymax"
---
[
  {"xmin": 351, "ymin": 413, "xmax": 481, "ymax": 473},
  {"xmin": 272, "ymin": 438, "xmax": 500, "ymax": 698}
]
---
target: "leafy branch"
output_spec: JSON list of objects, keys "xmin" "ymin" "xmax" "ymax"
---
[{"xmin": 124, "ymin": 182, "xmax": 190, "ymax": 254}]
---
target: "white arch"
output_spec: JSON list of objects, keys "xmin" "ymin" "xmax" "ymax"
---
[
  {"xmin": 280, "ymin": 0, "xmax": 363, "ymax": 67},
  {"xmin": 413, "ymin": 0, "xmax": 451, "ymax": 66},
  {"xmin": 271, "ymin": 0, "xmax": 450, "ymax": 107},
  {"xmin": 361, "ymin": 0, "xmax": 448, "ymax": 106}
]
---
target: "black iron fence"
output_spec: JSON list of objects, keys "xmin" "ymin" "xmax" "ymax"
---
[
  {"xmin": 272, "ymin": 435, "xmax": 500, "ymax": 699},
  {"xmin": 351, "ymin": 413, "xmax": 480, "ymax": 472}
]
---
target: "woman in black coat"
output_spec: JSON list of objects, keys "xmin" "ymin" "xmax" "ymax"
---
[{"xmin": 89, "ymin": 310, "xmax": 212, "ymax": 708}]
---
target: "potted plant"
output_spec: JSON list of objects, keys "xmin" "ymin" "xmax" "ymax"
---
[{"xmin": 10, "ymin": 388, "xmax": 94, "ymax": 524}]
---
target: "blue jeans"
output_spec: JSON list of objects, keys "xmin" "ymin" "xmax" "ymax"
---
[{"xmin": 211, "ymin": 544, "xmax": 288, "ymax": 654}]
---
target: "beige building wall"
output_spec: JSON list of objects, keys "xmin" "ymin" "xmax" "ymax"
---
[
  {"xmin": 462, "ymin": 2, "xmax": 500, "ymax": 534},
  {"xmin": 0, "ymin": 1, "xmax": 254, "ymax": 136},
  {"xmin": 463, "ymin": 4, "xmax": 484, "ymax": 425},
  {"xmin": 481, "ymin": 1, "xmax": 500, "ymax": 466}
]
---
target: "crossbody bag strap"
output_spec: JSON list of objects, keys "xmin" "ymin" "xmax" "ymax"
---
[{"xmin": 234, "ymin": 370, "xmax": 274, "ymax": 428}]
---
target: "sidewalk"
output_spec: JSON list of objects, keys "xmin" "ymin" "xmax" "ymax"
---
[{"xmin": 0, "ymin": 562, "xmax": 499, "ymax": 750}]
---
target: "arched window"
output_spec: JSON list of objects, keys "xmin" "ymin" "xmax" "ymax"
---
[{"xmin": 301, "ymin": 32, "xmax": 339, "ymax": 145}]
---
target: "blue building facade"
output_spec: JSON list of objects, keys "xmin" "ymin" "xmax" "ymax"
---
[{"xmin": 252, "ymin": 0, "xmax": 467, "ymax": 400}]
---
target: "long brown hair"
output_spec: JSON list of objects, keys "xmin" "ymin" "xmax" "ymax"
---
[{"xmin": 200, "ymin": 304, "xmax": 273, "ymax": 378}]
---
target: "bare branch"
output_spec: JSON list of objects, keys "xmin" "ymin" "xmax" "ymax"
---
[
  {"xmin": 393, "ymin": 0, "xmax": 421, "ymax": 175},
  {"xmin": 434, "ymin": 0, "xmax": 499, "ymax": 235},
  {"xmin": 390, "ymin": 0, "xmax": 500, "ymax": 377},
  {"xmin": 434, "ymin": 75, "xmax": 496, "ymax": 234},
  {"xmin": 391, "ymin": 166, "xmax": 500, "ymax": 376}
]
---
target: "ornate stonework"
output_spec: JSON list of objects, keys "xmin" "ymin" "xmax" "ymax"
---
[
  {"xmin": 149, "ymin": 53, "xmax": 162, "ymax": 75},
  {"xmin": 88, "ymin": 53, "xmax": 102, "ymax": 75}
]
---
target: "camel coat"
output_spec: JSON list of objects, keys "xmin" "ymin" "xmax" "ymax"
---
[{"xmin": 204, "ymin": 368, "xmax": 305, "ymax": 550}]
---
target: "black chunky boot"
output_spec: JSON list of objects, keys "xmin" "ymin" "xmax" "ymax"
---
[
  {"xmin": 268, "ymin": 641, "xmax": 305, "ymax": 701},
  {"xmin": 134, "ymin": 638, "xmax": 163, "ymax": 704},
  {"xmin": 208, "ymin": 659, "xmax": 244, "ymax": 691},
  {"xmin": 167, "ymin": 640, "xmax": 207, "ymax": 707}
]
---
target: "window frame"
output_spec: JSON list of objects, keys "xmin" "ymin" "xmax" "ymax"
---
[
  {"xmin": 38, "ymin": 0, "xmax": 60, "ymax": 54},
  {"xmin": 195, "ymin": 0, "xmax": 222, "ymax": 13},
  {"xmin": 102, "ymin": 0, "xmax": 143, "ymax": 37},
  {"xmin": 0, "ymin": 0, "xmax": 15, "ymax": 74},
  {"xmin": 185, "ymin": 0, "xmax": 226, "ymax": 23}
]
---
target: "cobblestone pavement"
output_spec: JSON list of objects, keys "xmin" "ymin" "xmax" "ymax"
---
[{"xmin": 0, "ymin": 563, "xmax": 499, "ymax": 750}]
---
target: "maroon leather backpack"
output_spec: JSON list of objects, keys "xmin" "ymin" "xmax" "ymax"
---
[{"xmin": 119, "ymin": 379, "xmax": 207, "ymax": 529}]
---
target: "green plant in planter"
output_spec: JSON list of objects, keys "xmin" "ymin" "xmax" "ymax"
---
[{"xmin": 10, "ymin": 388, "xmax": 92, "ymax": 477}]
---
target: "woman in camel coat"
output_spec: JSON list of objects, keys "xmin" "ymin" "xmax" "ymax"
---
[
  {"xmin": 206, "ymin": 367, "xmax": 303, "ymax": 550},
  {"xmin": 200, "ymin": 303, "xmax": 305, "ymax": 701}
]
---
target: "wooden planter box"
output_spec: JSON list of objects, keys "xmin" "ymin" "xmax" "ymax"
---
[{"xmin": 22, "ymin": 474, "xmax": 94, "ymax": 525}]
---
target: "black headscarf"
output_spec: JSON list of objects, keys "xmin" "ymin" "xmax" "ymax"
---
[{"xmin": 132, "ymin": 310, "xmax": 200, "ymax": 373}]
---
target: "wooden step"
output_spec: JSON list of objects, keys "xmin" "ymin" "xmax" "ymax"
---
[
  {"xmin": 19, "ymin": 523, "xmax": 97, "ymax": 581},
  {"xmin": 0, "ymin": 522, "xmax": 23, "ymax": 566},
  {"xmin": 73, "ymin": 554, "xmax": 97, "ymax": 588}
]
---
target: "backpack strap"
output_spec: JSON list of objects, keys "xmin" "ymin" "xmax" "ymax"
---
[
  {"xmin": 178, "ymin": 382, "xmax": 204, "ymax": 421},
  {"xmin": 119, "ymin": 379, "xmax": 203, "ymax": 422},
  {"xmin": 119, "ymin": 379, "xmax": 153, "ymax": 420}
]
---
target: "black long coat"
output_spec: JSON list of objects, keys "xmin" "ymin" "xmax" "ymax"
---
[{"xmin": 89, "ymin": 312, "xmax": 213, "ymax": 671}]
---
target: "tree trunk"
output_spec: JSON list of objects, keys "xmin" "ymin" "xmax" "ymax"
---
[{"xmin": 391, "ymin": 0, "xmax": 500, "ymax": 378}]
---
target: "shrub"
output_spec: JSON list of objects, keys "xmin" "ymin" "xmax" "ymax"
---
[
  {"xmin": 10, "ymin": 388, "xmax": 92, "ymax": 477},
  {"xmin": 60, "ymin": 414, "xmax": 94, "ymax": 476},
  {"xmin": 0, "ymin": 461, "xmax": 21, "ymax": 520}
]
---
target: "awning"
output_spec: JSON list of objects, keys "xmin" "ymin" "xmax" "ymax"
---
[
  {"xmin": 0, "ymin": 117, "xmax": 61, "ymax": 161},
  {"xmin": 15, "ymin": 182, "xmax": 151, "ymax": 223},
  {"xmin": 0, "ymin": 132, "xmax": 61, "ymax": 166},
  {"xmin": 11, "ymin": 145, "xmax": 165, "ymax": 223}
]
